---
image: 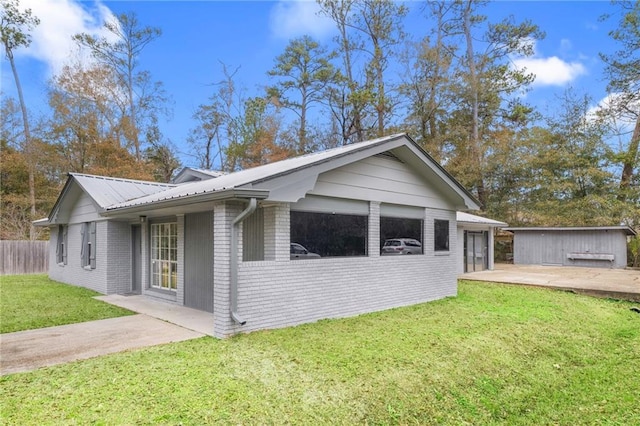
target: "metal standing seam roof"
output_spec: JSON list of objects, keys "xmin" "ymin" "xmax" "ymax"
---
[
  {"xmin": 457, "ymin": 212, "xmax": 507, "ymax": 227},
  {"xmin": 171, "ymin": 167, "xmax": 227, "ymax": 184},
  {"xmin": 107, "ymin": 133, "xmax": 417, "ymax": 210},
  {"xmin": 71, "ymin": 173, "xmax": 176, "ymax": 209},
  {"xmin": 503, "ymin": 226, "xmax": 637, "ymax": 236},
  {"xmin": 189, "ymin": 168, "xmax": 226, "ymax": 178}
]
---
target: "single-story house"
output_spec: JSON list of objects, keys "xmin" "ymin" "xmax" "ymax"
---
[
  {"xmin": 504, "ymin": 226, "xmax": 637, "ymax": 269},
  {"xmin": 36, "ymin": 133, "xmax": 481, "ymax": 338},
  {"xmin": 456, "ymin": 212, "xmax": 507, "ymax": 274}
]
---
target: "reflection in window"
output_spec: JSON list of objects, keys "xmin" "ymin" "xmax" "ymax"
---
[
  {"xmin": 434, "ymin": 219, "xmax": 449, "ymax": 252},
  {"xmin": 290, "ymin": 211, "xmax": 368, "ymax": 257},
  {"xmin": 380, "ymin": 217, "xmax": 423, "ymax": 253}
]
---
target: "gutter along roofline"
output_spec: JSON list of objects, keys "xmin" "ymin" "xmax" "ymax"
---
[{"xmin": 101, "ymin": 188, "xmax": 270, "ymax": 217}]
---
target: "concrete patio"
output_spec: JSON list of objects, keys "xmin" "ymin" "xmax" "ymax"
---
[
  {"xmin": 95, "ymin": 294, "xmax": 215, "ymax": 336},
  {"xmin": 460, "ymin": 263, "xmax": 640, "ymax": 302}
]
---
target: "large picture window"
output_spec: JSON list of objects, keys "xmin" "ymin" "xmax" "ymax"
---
[
  {"xmin": 290, "ymin": 211, "xmax": 368, "ymax": 257},
  {"xmin": 151, "ymin": 222, "xmax": 178, "ymax": 291},
  {"xmin": 434, "ymin": 219, "xmax": 450, "ymax": 252}
]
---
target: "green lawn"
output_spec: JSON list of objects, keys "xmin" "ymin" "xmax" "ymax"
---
[
  {"xmin": 0, "ymin": 274, "xmax": 133, "ymax": 333},
  {"xmin": 2, "ymin": 281, "xmax": 639, "ymax": 425}
]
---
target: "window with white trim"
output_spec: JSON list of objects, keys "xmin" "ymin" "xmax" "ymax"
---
[
  {"xmin": 151, "ymin": 222, "xmax": 178, "ymax": 291},
  {"xmin": 81, "ymin": 222, "xmax": 96, "ymax": 269}
]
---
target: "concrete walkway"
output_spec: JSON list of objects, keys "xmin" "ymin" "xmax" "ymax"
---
[
  {"xmin": 0, "ymin": 315, "xmax": 205, "ymax": 375},
  {"xmin": 95, "ymin": 294, "xmax": 215, "ymax": 336},
  {"xmin": 461, "ymin": 264, "xmax": 640, "ymax": 301}
]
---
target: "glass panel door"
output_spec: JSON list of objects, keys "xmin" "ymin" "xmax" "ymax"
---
[
  {"xmin": 473, "ymin": 232, "xmax": 486, "ymax": 272},
  {"xmin": 465, "ymin": 232, "xmax": 488, "ymax": 272},
  {"xmin": 150, "ymin": 223, "xmax": 178, "ymax": 291}
]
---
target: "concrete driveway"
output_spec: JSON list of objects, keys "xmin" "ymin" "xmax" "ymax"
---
[
  {"xmin": 461, "ymin": 264, "xmax": 640, "ymax": 301},
  {"xmin": 0, "ymin": 314, "xmax": 205, "ymax": 376}
]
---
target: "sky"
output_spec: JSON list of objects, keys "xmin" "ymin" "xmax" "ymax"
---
[{"xmin": 0, "ymin": 0, "xmax": 624, "ymax": 167}]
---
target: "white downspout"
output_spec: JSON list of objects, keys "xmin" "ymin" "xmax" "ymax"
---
[{"xmin": 230, "ymin": 198, "xmax": 257, "ymax": 325}]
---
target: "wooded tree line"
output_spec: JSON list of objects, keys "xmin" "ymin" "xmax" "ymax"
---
[{"xmin": 1, "ymin": 0, "xmax": 638, "ymax": 242}]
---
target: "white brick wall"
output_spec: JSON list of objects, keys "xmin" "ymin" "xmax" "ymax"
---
[
  {"xmin": 217, "ymin": 203, "xmax": 459, "ymax": 337},
  {"xmin": 213, "ymin": 202, "xmax": 238, "ymax": 337},
  {"xmin": 48, "ymin": 221, "xmax": 109, "ymax": 293},
  {"xmin": 106, "ymin": 221, "xmax": 133, "ymax": 294}
]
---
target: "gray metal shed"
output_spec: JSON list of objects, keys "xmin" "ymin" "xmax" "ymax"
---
[{"xmin": 503, "ymin": 227, "xmax": 636, "ymax": 269}]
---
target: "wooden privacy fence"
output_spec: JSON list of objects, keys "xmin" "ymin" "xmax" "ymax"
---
[{"xmin": 0, "ymin": 240, "xmax": 49, "ymax": 275}]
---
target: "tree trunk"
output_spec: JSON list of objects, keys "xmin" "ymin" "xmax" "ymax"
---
[
  {"xmin": 7, "ymin": 48, "xmax": 36, "ymax": 240},
  {"xmin": 618, "ymin": 115, "xmax": 639, "ymax": 201},
  {"xmin": 463, "ymin": 0, "xmax": 485, "ymax": 207},
  {"xmin": 376, "ymin": 49, "xmax": 385, "ymax": 137},
  {"xmin": 300, "ymin": 87, "xmax": 307, "ymax": 154},
  {"xmin": 339, "ymin": 21, "xmax": 363, "ymax": 143},
  {"xmin": 127, "ymin": 58, "xmax": 140, "ymax": 161}
]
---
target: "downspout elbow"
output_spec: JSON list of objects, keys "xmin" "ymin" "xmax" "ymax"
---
[{"xmin": 230, "ymin": 198, "xmax": 257, "ymax": 326}]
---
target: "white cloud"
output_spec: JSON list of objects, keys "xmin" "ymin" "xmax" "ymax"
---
[
  {"xmin": 513, "ymin": 56, "xmax": 587, "ymax": 86},
  {"xmin": 509, "ymin": 39, "xmax": 587, "ymax": 87},
  {"xmin": 269, "ymin": 0, "xmax": 335, "ymax": 40},
  {"xmin": 11, "ymin": 0, "xmax": 116, "ymax": 76}
]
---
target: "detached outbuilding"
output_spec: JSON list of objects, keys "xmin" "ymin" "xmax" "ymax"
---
[{"xmin": 504, "ymin": 227, "xmax": 636, "ymax": 269}]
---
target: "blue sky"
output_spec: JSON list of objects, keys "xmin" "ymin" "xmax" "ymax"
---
[{"xmin": 1, "ymin": 0, "xmax": 622, "ymax": 166}]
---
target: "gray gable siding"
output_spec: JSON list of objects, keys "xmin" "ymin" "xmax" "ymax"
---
[
  {"xmin": 68, "ymin": 192, "xmax": 101, "ymax": 223},
  {"xmin": 310, "ymin": 155, "xmax": 452, "ymax": 209}
]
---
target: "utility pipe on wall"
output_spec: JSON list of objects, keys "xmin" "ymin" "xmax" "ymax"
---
[{"xmin": 230, "ymin": 198, "xmax": 257, "ymax": 325}]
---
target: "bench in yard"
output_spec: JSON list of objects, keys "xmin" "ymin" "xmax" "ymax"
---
[{"xmin": 566, "ymin": 253, "xmax": 615, "ymax": 262}]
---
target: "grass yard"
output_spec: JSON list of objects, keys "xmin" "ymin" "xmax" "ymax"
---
[
  {"xmin": 2, "ymin": 281, "xmax": 639, "ymax": 425},
  {"xmin": 0, "ymin": 275, "xmax": 133, "ymax": 333}
]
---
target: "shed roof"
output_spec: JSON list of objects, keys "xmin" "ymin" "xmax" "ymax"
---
[
  {"xmin": 503, "ymin": 226, "xmax": 636, "ymax": 236},
  {"xmin": 457, "ymin": 212, "xmax": 507, "ymax": 227}
]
